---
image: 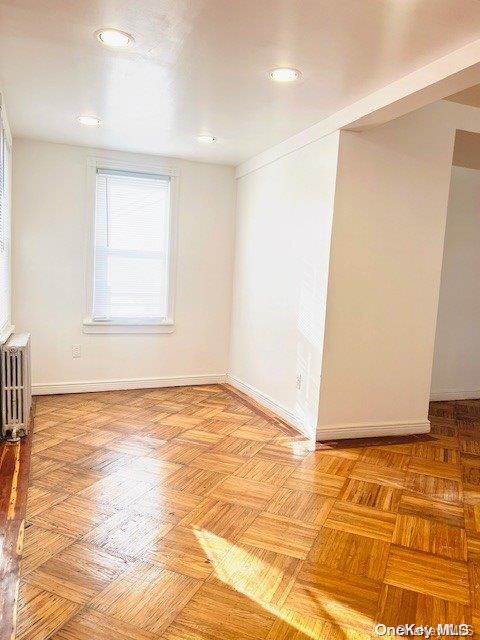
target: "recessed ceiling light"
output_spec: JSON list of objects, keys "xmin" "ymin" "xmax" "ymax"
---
[
  {"xmin": 77, "ymin": 115, "xmax": 101, "ymax": 127},
  {"xmin": 197, "ymin": 135, "xmax": 216, "ymax": 144},
  {"xmin": 96, "ymin": 28, "xmax": 134, "ymax": 48},
  {"xmin": 269, "ymin": 67, "xmax": 301, "ymax": 82}
]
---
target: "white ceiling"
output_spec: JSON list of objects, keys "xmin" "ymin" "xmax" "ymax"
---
[{"xmin": 2, "ymin": 0, "xmax": 480, "ymax": 165}]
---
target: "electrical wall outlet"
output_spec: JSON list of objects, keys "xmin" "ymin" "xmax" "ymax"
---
[
  {"xmin": 72, "ymin": 344, "xmax": 81, "ymax": 358},
  {"xmin": 296, "ymin": 374, "xmax": 302, "ymax": 390}
]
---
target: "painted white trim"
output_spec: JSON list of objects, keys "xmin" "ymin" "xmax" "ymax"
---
[
  {"xmin": 226, "ymin": 375, "xmax": 429, "ymax": 442},
  {"xmin": 1, "ymin": 98, "xmax": 12, "ymax": 341},
  {"xmin": 226, "ymin": 374, "xmax": 309, "ymax": 438},
  {"xmin": 317, "ymin": 419, "xmax": 430, "ymax": 441},
  {"xmin": 430, "ymin": 389, "xmax": 480, "ymax": 401},
  {"xmin": 33, "ymin": 374, "xmax": 226, "ymax": 396},
  {"xmin": 86, "ymin": 156, "xmax": 179, "ymax": 178},
  {"xmin": 0, "ymin": 94, "xmax": 12, "ymax": 147},
  {"xmin": 236, "ymin": 36, "xmax": 480, "ymax": 178},
  {"xmin": 82, "ymin": 319, "xmax": 175, "ymax": 334},
  {"xmin": 0, "ymin": 324, "xmax": 14, "ymax": 345}
]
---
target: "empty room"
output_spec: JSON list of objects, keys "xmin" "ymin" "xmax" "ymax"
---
[{"xmin": 1, "ymin": 1, "xmax": 480, "ymax": 639}]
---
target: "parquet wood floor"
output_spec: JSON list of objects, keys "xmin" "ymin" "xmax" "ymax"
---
[{"xmin": 10, "ymin": 387, "xmax": 480, "ymax": 639}]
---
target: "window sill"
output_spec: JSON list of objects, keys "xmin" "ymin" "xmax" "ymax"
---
[
  {"xmin": 0, "ymin": 324, "xmax": 15, "ymax": 345},
  {"xmin": 82, "ymin": 319, "xmax": 175, "ymax": 334}
]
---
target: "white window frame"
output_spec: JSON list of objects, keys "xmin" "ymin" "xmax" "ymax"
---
[
  {"xmin": 83, "ymin": 156, "xmax": 179, "ymax": 334},
  {"xmin": 0, "ymin": 98, "xmax": 13, "ymax": 345}
]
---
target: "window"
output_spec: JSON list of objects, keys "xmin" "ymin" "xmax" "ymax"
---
[
  {"xmin": 84, "ymin": 162, "xmax": 177, "ymax": 333},
  {"xmin": 0, "ymin": 104, "xmax": 12, "ymax": 342}
]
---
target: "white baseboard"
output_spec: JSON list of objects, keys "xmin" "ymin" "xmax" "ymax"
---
[
  {"xmin": 226, "ymin": 374, "xmax": 308, "ymax": 437},
  {"xmin": 33, "ymin": 374, "xmax": 227, "ymax": 396},
  {"xmin": 430, "ymin": 389, "xmax": 480, "ymax": 401},
  {"xmin": 226, "ymin": 374, "xmax": 430, "ymax": 442},
  {"xmin": 317, "ymin": 419, "xmax": 430, "ymax": 441}
]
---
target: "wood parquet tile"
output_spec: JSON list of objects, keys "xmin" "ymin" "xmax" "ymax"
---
[
  {"xmin": 26, "ymin": 486, "xmax": 69, "ymax": 518},
  {"xmin": 266, "ymin": 613, "xmax": 371, "ymax": 640},
  {"xmin": 146, "ymin": 544, "xmax": 214, "ymax": 580},
  {"xmin": 210, "ymin": 543, "xmax": 302, "ymax": 606},
  {"xmin": 384, "ymin": 545, "xmax": 470, "ymax": 603},
  {"xmin": 21, "ymin": 525, "xmax": 75, "ymax": 576},
  {"xmin": 189, "ymin": 449, "xmax": 247, "ymax": 474},
  {"xmin": 29, "ymin": 457, "xmax": 65, "ymax": 482},
  {"xmin": 33, "ymin": 466, "xmax": 102, "ymax": 494},
  {"xmin": 338, "ymin": 478, "xmax": 402, "ymax": 512},
  {"xmin": 405, "ymin": 471, "xmax": 463, "ymax": 504},
  {"xmin": 324, "ymin": 501, "xmax": 397, "ymax": 541},
  {"xmin": 412, "ymin": 441, "xmax": 460, "ymax": 463},
  {"xmin": 9, "ymin": 387, "xmax": 480, "ymax": 639},
  {"xmin": 282, "ymin": 467, "xmax": 346, "ymax": 496},
  {"xmin": 398, "ymin": 492, "xmax": 465, "ymax": 527},
  {"xmin": 39, "ymin": 441, "xmax": 96, "ymax": 464},
  {"xmin": 51, "ymin": 609, "xmax": 161, "ymax": 640},
  {"xmin": 83, "ymin": 511, "xmax": 176, "ymax": 560},
  {"xmin": 307, "ymin": 528, "xmax": 391, "ymax": 580},
  {"xmin": 376, "ymin": 584, "xmax": 472, "ymax": 631},
  {"xmin": 171, "ymin": 581, "xmax": 276, "ymax": 640},
  {"xmin": 209, "ymin": 475, "xmax": 278, "ymax": 510},
  {"xmin": 392, "ymin": 513, "xmax": 468, "ymax": 560},
  {"xmin": 90, "ymin": 561, "xmax": 202, "ymax": 635},
  {"xmin": 179, "ymin": 497, "xmax": 257, "ymax": 540},
  {"xmin": 408, "ymin": 456, "xmax": 462, "ymax": 481},
  {"xmin": 348, "ymin": 460, "xmax": 406, "ymax": 487},
  {"xmin": 283, "ymin": 562, "xmax": 382, "ymax": 633},
  {"xmin": 234, "ymin": 457, "xmax": 297, "ymax": 485},
  {"xmin": 29, "ymin": 495, "xmax": 118, "ymax": 538},
  {"xmin": 238, "ymin": 512, "xmax": 319, "ymax": 559},
  {"xmin": 266, "ymin": 488, "xmax": 333, "ymax": 528},
  {"xmin": 25, "ymin": 542, "xmax": 132, "ymax": 604},
  {"xmin": 16, "ymin": 583, "xmax": 81, "ymax": 640}
]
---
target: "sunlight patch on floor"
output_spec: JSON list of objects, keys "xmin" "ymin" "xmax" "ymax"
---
[{"xmin": 193, "ymin": 526, "xmax": 364, "ymax": 640}]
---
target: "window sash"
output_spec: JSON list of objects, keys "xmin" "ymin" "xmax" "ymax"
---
[{"xmin": 91, "ymin": 168, "xmax": 172, "ymax": 324}]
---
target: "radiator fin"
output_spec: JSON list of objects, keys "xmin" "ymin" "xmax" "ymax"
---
[{"xmin": 1, "ymin": 333, "xmax": 31, "ymax": 440}]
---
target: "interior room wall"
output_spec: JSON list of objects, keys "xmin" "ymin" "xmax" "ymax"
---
[
  {"xmin": 431, "ymin": 164, "xmax": 480, "ymax": 400},
  {"xmin": 317, "ymin": 103, "xmax": 457, "ymax": 438},
  {"xmin": 451, "ymin": 129, "xmax": 480, "ymax": 170},
  {"xmin": 12, "ymin": 139, "xmax": 236, "ymax": 393},
  {"xmin": 228, "ymin": 132, "xmax": 340, "ymax": 439}
]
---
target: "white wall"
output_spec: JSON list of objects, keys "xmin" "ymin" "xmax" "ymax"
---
[
  {"xmin": 12, "ymin": 139, "xmax": 235, "ymax": 392},
  {"xmin": 431, "ymin": 165, "xmax": 480, "ymax": 400},
  {"xmin": 229, "ymin": 132, "xmax": 340, "ymax": 439},
  {"xmin": 317, "ymin": 103, "xmax": 456, "ymax": 438}
]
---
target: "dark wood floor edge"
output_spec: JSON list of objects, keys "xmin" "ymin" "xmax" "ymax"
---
[
  {"xmin": 220, "ymin": 383, "xmax": 304, "ymax": 438},
  {"xmin": 0, "ymin": 401, "xmax": 35, "ymax": 640}
]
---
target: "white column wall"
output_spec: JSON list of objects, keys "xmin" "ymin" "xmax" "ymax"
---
[
  {"xmin": 317, "ymin": 104, "xmax": 456, "ymax": 438},
  {"xmin": 229, "ymin": 133, "xmax": 340, "ymax": 439}
]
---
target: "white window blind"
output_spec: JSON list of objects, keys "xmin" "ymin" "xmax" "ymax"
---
[
  {"xmin": 92, "ymin": 169, "xmax": 172, "ymax": 323},
  {"xmin": 0, "ymin": 109, "xmax": 11, "ymax": 336}
]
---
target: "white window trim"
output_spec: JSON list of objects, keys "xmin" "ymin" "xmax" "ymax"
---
[
  {"xmin": 0, "ymin": 97, "xmax": 12, "ymax": 343},
  {"xmin": 0, "ymin": 324, "xmax": 14, "ymax": 345},
  {"xmin": 83, "ymin": 155, "xmax": 179, "ymax": 335}
]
